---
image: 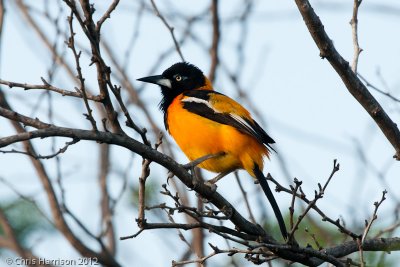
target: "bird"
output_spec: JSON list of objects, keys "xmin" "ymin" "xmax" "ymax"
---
[{"xmin": 137, "ymin": 62, "xmax": 287, "ymax": 239}]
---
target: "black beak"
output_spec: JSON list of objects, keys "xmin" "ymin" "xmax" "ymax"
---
[{"xmin": 137, "ymin": 75, "xmax": 172, "ymax": 88}]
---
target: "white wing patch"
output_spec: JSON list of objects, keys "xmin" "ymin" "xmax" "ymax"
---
[
  {"xmin": 182, "ymin": 95, "xmax": 264, "ymax": 141},
  {"xmin": 229, "ymin": 113, "xmax": 252, "ymax": 129},
  {"xmin": 182, "ymin": 96, "xmax": 256, "ymax": 132},
  {"xmin": 181, "ymin": 92, "xmax": 274, "ymax": 147},
  {"xmin": 182, "ymin": 97, "xmax": 215, "ymax": 110},
  {"xmin": 229, "ymin": 113, "xmax": 257, "ymax": 136}
]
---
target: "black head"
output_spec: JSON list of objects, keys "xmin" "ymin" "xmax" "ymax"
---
[{"xmin": 137, "ymin": 62, "xmax": 207, "ymax": 112}]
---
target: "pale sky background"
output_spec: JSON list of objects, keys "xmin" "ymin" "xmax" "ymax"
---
[{"xmin": 0, "ymin": 0, "xmax": 399, "ymax": 266}]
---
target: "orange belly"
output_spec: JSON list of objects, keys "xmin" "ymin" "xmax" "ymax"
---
[{"xmin": 167, "ymin": 97, "xmax": 268, "ymax": 176}]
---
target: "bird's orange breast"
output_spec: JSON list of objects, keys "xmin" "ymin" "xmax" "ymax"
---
[{"xmin": 166, "ymin": 94, "xmax": 268, "ymax": 176}]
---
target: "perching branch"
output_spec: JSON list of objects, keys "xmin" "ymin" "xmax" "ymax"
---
[{"xmin": 5, "ymin": 103, "xmax": 397, "ymax": 265}]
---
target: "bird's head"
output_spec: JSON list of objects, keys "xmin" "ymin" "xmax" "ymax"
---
[{"xmin": 137, "ymin": 62, "xmax": 212, "ymax": 112}]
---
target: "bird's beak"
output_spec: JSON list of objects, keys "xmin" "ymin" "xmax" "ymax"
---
[{"xmin": 137, "ymin": 75, "xmax": 172, "ymax": 89}]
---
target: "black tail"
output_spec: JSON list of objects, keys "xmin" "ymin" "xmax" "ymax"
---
[{"xmin": 253, "ymin": 164, "xmax": 288, "ymax": 240}]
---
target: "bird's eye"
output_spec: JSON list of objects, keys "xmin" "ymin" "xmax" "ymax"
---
[{"xmin": 175, "ymin": 75, "xmax": 182, "ymax": 81}]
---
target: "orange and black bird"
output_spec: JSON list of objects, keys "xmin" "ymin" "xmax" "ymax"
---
[{"xmin": 138, "ymin": 62, "xmax": 287, "ymax": 239}]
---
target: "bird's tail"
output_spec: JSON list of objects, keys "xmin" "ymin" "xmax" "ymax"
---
[{"xmin": 253, "ymin": 164, "xmax": 288, "ymax": 240}]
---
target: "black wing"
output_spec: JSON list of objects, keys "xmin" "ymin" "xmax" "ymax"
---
[{"xmin": 181, "ymin": 90, "xmax": 275, "ymax": 150}]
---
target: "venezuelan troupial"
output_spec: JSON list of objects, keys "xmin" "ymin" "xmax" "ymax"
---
[{"xmin": 138, "ymin": 62, "xmax": 287, "ymax": 239}]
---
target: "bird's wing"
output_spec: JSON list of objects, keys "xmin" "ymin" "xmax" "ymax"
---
[{"xmin": 181, "ymin": 90, "xmax": 275, "ymax": 147}]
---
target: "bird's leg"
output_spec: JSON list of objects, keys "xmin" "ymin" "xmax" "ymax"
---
[
  {"xmin": 203, "ymin": 171, "xmax": 232, "ymax": 192},
  {"xmin": 182, "ymin": 152, "xmax": 225, "ymax": 191},
  {"xmin": 182, "ymin": 152, "xmax": 225, "ymax": 170},
  {"xmin": 206, "ymin": 171, "xmax": 232, "ymax": 185}
]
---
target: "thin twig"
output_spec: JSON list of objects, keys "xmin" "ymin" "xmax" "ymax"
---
[
  {"xmin": 66, "ymin": 12, "xmax": 98, "ymax": 131},
  {"xmin": 322, "ymin": 159, "xmax": 340, "ymax": 192},
  {"xmin": 136, "ymin": 157, "xmax": 152, "ymax": 228},
  {"xmin": 137, "ymin": 133, "xmax": 163, "ymax": 228},
  {"xmin": 373, "ymin": 221, "xmax": 400, "ymax": 238},
  {"xmin": 357, "ymin": 238, "xmax": 365, "ymax": 267},
  {"xmin": 208, "ymin": 0, "xmax": 220, "ymax": 82},
  {"xmin": 146, "ymin": 203, "xmax": 229, "ymax": 221},
  {"xmin": 100, "ymin": 39, "xmax": 156, "ymax": 146},
  {"xmin": 149, "ymin": 0, "xmax": 185, "ymax": 61},
  {"xmin": 96, "ymin": 0, "xmax": 120, "ymax": 33},
  {"xmin": 289, "ymin": 178, "xmax": 302, "ymax": 231},
  {"xmin": 234, "ymin": 172, "xmax": 256, "ymax": 224},
  {"xmin": 0, "ymin": 79, "xmax": 103, "ymax": 101},
  {"xmin": 0, "ymin": 0, "xmax": 5, "ymax": 54},
  {"xmin": 271, "ymin": 160, "xmax": 346, "ymax": 240},
  {"xmin": 65, "ymin": 0, "xmax": 123, "ymax": 134},
  {"xmin": 361, "ymin": 190, "xmax": 387, "ymax": 244},
  {"xmin": 172, "ymin": 245, "xmax": 269, "ymax": 267},
  {"xmin": 0, "ymin": 138, "xmax": 79, "ymax": 159},
  {"xmin": 98, "ymin": 143, "xmax": 116, "ymax": 255},
  {"xmin": 304, "ymin": 228, "xmax": 323, "ymax": 250},
  {"xmin": 350, "ymin": 0, "xmax": 363, "ymax": 73},
  {"xmin": 358, "ymin": 73, "xmax": 400, "ymax": 103}
]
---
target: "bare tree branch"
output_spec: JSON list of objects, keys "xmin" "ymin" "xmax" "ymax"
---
[
  {"xmin": 361, "ymin": 190, "xmax": 387, "ymax": 244},
  {"xmin": 98, "ymin": 144, "xmax": 116, "ymax": 255},
  {"xmin": 1, "ymin": 1, "xmax": 399, "ymax": 266},
  {"xmin": 267, "ymin": 172, "xmax": 359, "ymax": 239},
  {"xmin": 350, "ymin": 0, "xmax": 363, "ymax": 73},
  {"xmin": 66, "ymin": 12, "xmax": 98, "ymax": 130},
  {"xmin": 2, "ymin": 101, "xmax": 399, "ymax": 265},
  {"xmin": 0, "ymin": 0, "xmax": 5, "ymax": 50},
  {"xmin": 0, "ymin": 138, "xmax": 79, "ymax": 159},
  {"xmin": 0, "ymin": 79, "xmax": 103, "ymax": 101},
  {"xmin": 288, "ymin": 160, "xmax": 340, "ymax": 241},
  {"xmin": 0, "ymin": 92, "xmax": 121, "ymax": 267},
  {"xmin": 208, "ymin": 0, "xmax": 220, "ymax": 82},
  {"xmin": 96, "ymin": 0, "xmax": 120, "ymax": 33},
  {"xmin": 234, "ymin": 172, "xmax": 256, "ymax": 224},
  {"xmin": 149, "ymin": 0, "xmax": 185, "ymax": 61},
  {"xmin": 358, "ymin": 73, "xmax": 400, "ymax": 103},
  {"xmin": 65, "ymin": 0, "xmax": 122, "ymax": 133},
  {"xmin": 293, "ymin": 0, "xmax": 400, "ymax": 160}
]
